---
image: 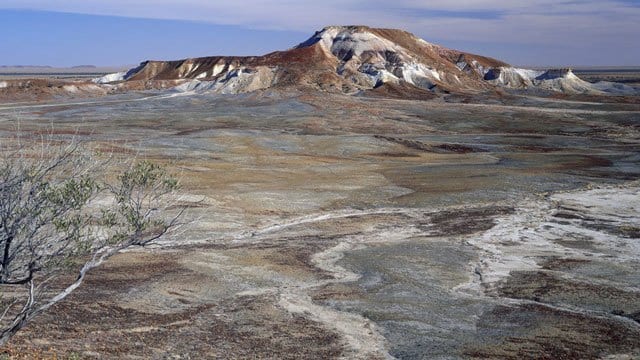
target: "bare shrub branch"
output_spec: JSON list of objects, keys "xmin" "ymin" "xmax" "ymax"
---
[{"xmin": 0, "ymin": 135, "xmax": 183, "ymax": 345}]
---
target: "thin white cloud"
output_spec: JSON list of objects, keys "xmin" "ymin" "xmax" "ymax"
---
[
  {"xmin": 5, "ymin": 0, "xmax": 640, "ymax": 37},
  {"xmin": 2, "ymin": 0, "xmax": 639, "ymax": 64}
]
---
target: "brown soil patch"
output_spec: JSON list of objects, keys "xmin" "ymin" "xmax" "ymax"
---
[{"xmin": 465, "ymin": 303, "xmax": 640, "ymax": 359}]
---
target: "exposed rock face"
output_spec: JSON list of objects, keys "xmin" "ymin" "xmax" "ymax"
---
[
  {"xmin": 94, "ymin": 25, "xmax": 634, "ymax": 96},
  {"xmin": 482, "ymin": 67, "xmax": 609, "ymax": 93},
  {"xmin": 296, "ymin": 26, "xmax": 498, "ymax": 93}
]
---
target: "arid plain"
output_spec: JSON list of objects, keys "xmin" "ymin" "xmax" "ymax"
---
[{"xmin": 0, "ymin": 79, "xmax": 639, "ymax": 359}]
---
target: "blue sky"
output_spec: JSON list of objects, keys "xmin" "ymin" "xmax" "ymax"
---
[
  {"xmin": 1, "ymin": 1, "xmax": 639, "ymax": 67},
  {"xmin": 0, "ymin": 10, "xmax": 305, "ymax": 67}
]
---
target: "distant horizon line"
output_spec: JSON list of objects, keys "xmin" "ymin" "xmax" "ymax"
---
[{"xmin": 2, "ymin": 64, "xmax": 639, "ymax": 71}]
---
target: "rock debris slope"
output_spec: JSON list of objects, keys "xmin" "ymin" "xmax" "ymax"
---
[{"xmin": 95, "ymin": 25, "xmax": 635, "ymax": 96}]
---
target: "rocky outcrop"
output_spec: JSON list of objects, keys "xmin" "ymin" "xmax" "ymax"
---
[{"xmin": 95, "ymin": 25, "xmax": 636, "ymax": 96}]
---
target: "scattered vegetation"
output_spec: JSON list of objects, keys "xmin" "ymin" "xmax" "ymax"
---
[{"xmin": 0, "ymin": 138, "xmax": 183, "ymax": 345}]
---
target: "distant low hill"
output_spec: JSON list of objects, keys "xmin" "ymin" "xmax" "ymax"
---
[
  {"xmin": 70, "ymin": 65, "xmax": 97, "ymax": 69},
  {"xmin": 0, "ymin": 65, "xmax": 129, "ymax": 74}
]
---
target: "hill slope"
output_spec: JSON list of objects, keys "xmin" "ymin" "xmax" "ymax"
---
[{"xmin": 95, "ymin": 25, "xmax": 635, "ymax": 96}]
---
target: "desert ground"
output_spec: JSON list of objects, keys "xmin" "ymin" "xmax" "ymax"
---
[{"xmin": 0, "ymin": 84, "xmax": 639, "ymax": 359}]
